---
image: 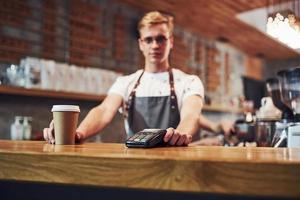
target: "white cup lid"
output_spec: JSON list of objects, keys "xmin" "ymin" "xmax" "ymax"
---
[{"xmin": 51, "ymin": 105, "xmax": 80, "ymax": 112}]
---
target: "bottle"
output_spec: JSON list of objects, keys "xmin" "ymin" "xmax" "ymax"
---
[
  {"xmin": 23, "ymin": 116, "xmax": 32, "ymax": 140},
  {"xmin": 10, "ymin": 116, "xmax": 23, "ymax": 140}
]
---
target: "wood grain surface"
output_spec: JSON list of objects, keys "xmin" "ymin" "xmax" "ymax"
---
[
  {"xmin": 0, "ymin": 85, "xmax": 242, "ymax": 113},
  {"xmin": 0, "ymin": 85, "xmax": 105, "ymax": 101},
  {"xmin": 0, "ymin": 140, "xmax": 300, "ymax": 198}
]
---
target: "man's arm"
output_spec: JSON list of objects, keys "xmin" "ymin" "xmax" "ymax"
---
[
  {"xmin": 177, "ymin": 95, "xmax": 203, "ymax": 135},
  {"xmin": 198, "ymin": 114, "xmax": 235, "ymax": 136},
  {"xmin": 198, "ymin": 114, "xmax": 219, "ymax": 133},
  {"xmin": 164, "ymin": 95, "xmax": 203, "ymax": 146},
  {"xmin": 43, "ymin": 93, "xmax": 123, "ymax": 144},
  {"xmin": 76, "ymin": 93, "xmax": 123, "ymax": 141}
]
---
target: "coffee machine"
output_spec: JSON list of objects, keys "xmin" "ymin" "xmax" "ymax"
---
[
  {"xmin": 228, "ymin": 68, "xmax": 300, "ymax": 147},
  {"xmin": 266, "ymin": 78, "xmax": 293, "ymax": 147},
  {"xmin": 266, "ymin": 78, "xmax": 294, "ymax": 122},
  {"xmin": 277, "ymin": 67, "xmax": 300, "ymax": 148}
]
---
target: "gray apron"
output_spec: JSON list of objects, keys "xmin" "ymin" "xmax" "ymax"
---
[{"xmin": 123, "ymin": 69, "xmax": 181, "ymax": 136}]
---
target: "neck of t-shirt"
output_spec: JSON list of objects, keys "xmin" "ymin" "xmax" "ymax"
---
[{"xmin": 144, "ymin": 65, "xmax": 170, "ymax": 73}]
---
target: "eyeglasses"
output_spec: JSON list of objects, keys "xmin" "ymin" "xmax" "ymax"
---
[{"xmin": 140, "ymin": 35, "xmax": 169, "ymax": 45}]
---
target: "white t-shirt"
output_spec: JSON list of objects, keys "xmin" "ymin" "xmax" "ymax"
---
[{"xmin": 108, "ymin": 68, "xmax": 204, "ymax": 111}]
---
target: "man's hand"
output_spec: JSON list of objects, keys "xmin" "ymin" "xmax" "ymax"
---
[
  {"xmin": 219, "ymin": 120, "xmax": 235, "ymax": 136},
  {"xmin": 43, "ymin": 120, "xmax": 55, "ymax": 144},
  {"xmin": 163, "ymin": 127, "xmax": 192, "ymax": 146}
]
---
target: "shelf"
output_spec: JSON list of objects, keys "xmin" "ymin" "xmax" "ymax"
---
[
  {"xmin": 0, "ymin": 85, "xmax": 106, "ymax": 101},
  {"xmin": 202, "ymin": 104, "xmax": 243, "ymax": 114},
  {"xmin": 0, "ymin": 85, "xmax": 242, "ymax": 114}
]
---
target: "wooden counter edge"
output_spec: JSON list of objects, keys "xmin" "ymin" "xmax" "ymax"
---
[{"xmin": 0, "ymin": 149, "xmax": 299, "ymax": 198}]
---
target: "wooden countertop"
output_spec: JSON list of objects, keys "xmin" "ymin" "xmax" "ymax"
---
[{"xmin": 0, "ymin": 140, "xmax": 300, "ymax": 198}]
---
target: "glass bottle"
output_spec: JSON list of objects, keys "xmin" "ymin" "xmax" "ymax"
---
[
  {"xmin": 10, "ymin": 116, "xmax": 23, "ymax": 140},
  {"xmin": 23, "ymin": 116, "xmax": 32, "ymax": 140}
]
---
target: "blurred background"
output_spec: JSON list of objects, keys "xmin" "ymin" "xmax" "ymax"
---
[{"xmin": 0, "ymin": 0, "xmax": 299, "ymax": 143}]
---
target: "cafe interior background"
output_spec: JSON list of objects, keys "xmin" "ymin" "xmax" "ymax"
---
[{"xmin": 0, "ymin": 0, "xmax": 300, "ymax": 143}]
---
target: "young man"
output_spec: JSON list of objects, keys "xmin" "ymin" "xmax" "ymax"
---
[{"xmin": 44, "ymin": 11, "xmax": 204, "ymax": 146}]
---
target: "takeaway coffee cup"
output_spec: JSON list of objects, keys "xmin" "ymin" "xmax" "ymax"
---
[{"xmin": 51, "ymin": 105, "xmax": 80, "ymax": 145}]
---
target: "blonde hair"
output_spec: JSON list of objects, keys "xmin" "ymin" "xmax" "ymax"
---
[{"xmin": 138, "ymin": 11, "xmax": 174, "ymax": 37}]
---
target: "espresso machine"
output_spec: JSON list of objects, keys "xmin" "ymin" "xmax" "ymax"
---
[
  {"xmin": 227, "ymin": 68, "xmax": 300, "ymax": 147},
  {"xmin": 266, "ymin": 78, "xmax": 294, "ymax": 122},
  {"xmin": 277, "ymin": 67, "xmax": 300, "ymax": 148},
  {"xmin": 266, "ymin": 78, "xmax": 293, "ymax": 147}
]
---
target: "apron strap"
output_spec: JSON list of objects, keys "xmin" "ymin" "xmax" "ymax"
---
[
  {"xmin": 123, "ymin": 70, "xmax": 144, "ymax": 118},
  {"xmin": 168, "ymin": 68, "xmax": 178, "ymax": 110}
]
